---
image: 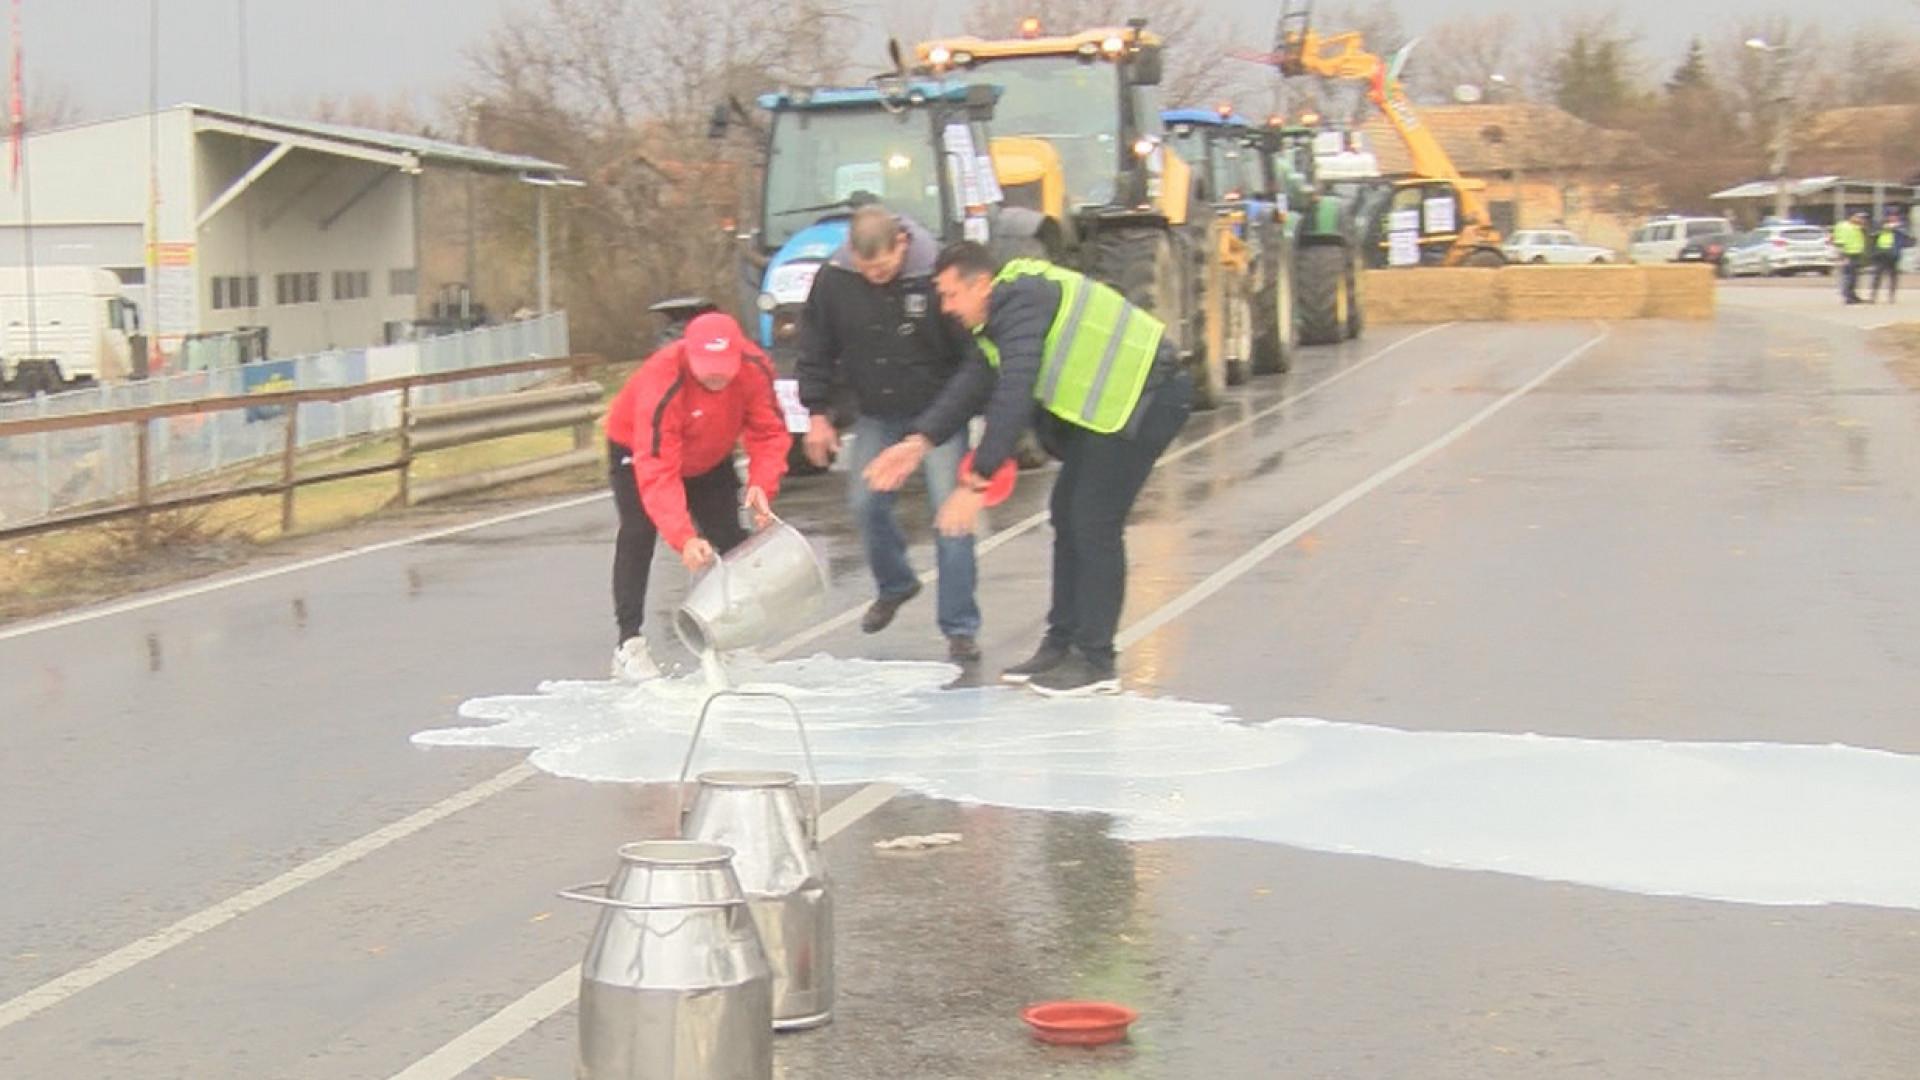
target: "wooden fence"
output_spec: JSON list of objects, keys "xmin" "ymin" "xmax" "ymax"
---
[{"xmin": 0, "ymin": 354, "xmax": 610, "ymax": 542}]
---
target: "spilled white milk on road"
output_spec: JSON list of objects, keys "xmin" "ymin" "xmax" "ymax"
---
[{"xmin": 416, "ymin": 656, "xmax": 1920, "ymax": 911}]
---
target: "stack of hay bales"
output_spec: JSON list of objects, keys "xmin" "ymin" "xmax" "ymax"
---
[
  {"xmin": 1359, "ymin": 263, "xmax": 1716, "ymax": 323},
  {"xmin": 1363, "ymin": 268, "xmax": 1500, "ymax": 322},
  {"xmin": 1638, "ymin": 264, "xmax": 1716, "ymax": 319},
  {"xmin": 1502, "ymin": 264, "xmax": 1647, "ymax": 320}
]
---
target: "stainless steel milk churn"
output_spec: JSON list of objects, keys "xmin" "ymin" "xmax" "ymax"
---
[
  {"xmin": 677, "ymin": 692, "xmax": 834, "ymax": 1030},
  {"xmin": 562, "ymin": 840, "xmax": 773, "ymax": 1080}
]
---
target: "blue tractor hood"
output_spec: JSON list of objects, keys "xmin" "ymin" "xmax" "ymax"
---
[{"xmin": 757, "ymin": 218, "xmax": 849, "ymax": 347}]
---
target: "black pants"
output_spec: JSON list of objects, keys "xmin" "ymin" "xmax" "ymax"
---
[
  {"xmin": 1038, "ymin": 371, "xmax": 1194, "ymax": 667},
  {"xmin": 1842, "ymin": 256, "xmax": 1865, "ymax": 302},
  {"xmin": 1870, "ymin": 256, "xmax": 1899, "ymax": 301},
  {"xmin": 609, "ymin": 440, "xmax": 748, "ymax": 644}
]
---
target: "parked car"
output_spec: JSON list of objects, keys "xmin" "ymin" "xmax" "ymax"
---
[
  {"xmin": 1628, "ymin": 215, "xmax": 1734, "ymax": 263},
  {"xmin": 1677, "ymin": 230, "xmax": 1736, "ymax": 271},
  {"xmin": 1501, "ymin": 229, "xmax": 1615, "ymax": 264},
  {"xmin": 1720, "ymin": 224, "xmax": 1840, "ymax": 278}
]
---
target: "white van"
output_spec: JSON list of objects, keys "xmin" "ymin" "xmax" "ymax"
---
[
  {"xmin": 0, "ymin": 266, "xmax": 140, "ymax": 392},
  {"xmin": 1628, "ymin": 216, "xmax": 1732, "ymax": 264}
]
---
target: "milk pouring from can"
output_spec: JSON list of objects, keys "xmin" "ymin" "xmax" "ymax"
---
[
  {"xmin": 678, "ymin": 691, "xmax": 835, "ymax": 1030},
  {"xmin": 561, "ymin": 840, "xmax": 773, "ymax": 1080}
]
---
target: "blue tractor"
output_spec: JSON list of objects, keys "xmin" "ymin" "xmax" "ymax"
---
[{"xmin": 725, "ymin": 80, "xmax": 1047, "ymax": 473}]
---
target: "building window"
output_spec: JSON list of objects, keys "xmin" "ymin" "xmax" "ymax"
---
[
  {"xmin": 211, "ymin": 274, "xmax": 259, "ymax": 310},
  {"xmin": 389, "ymin": 268, "xmax": 418, "ymax": 296},
  {"xmin": 275, "ymin": 271, "xmax": 320, "ymax": 305},
  {"xmin": 332, "ymin": 270, "xmax": 371, "ymax": 301}
]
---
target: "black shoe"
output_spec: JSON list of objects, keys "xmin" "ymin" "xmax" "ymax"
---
[
  {"xmin": 999, "ymin": 638, "xmax": 1071, "ymax": 684},
  {"xmin": 1028, "ymin": 652, "xmax": 1121, "ymax": 697},
  {"xmin": 947, "ymin": 635, "xmax": 982, "ymax": 665},
  {"xmin": 861, "ymin": 581, "xmax": 922, "ymax": 633}
]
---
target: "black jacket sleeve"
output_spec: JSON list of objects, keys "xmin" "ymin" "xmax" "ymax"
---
[
  {"xmin": 963, "ymin": 276, "xmax": 1056, "ymax": 476},
  {"xmin": 795, "ymin": 272, "xmax": 839, "ymax": 415}
]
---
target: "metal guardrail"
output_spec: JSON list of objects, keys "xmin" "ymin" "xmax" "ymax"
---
[{"xmin": 0, "ymin": 354, "xmax": 610, "ymax": 542}]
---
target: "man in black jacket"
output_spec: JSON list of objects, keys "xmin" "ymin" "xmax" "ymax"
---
[
  {"xmin": 863, "ymin": 242, "xmax": 1193, "ymax": 697},
  {"xmin": 797, "ymin": 205, "xmax": 983, "ymax": 663}
]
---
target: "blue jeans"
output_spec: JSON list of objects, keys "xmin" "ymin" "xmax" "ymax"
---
[{"xmin": 845, "ymin": 414, "xmax": 980, "ymax": 638}]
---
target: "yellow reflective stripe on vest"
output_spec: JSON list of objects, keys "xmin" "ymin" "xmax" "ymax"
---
[{"xmin": 986, "ymin": 258, "xmax": 1164, "ymax": 434}]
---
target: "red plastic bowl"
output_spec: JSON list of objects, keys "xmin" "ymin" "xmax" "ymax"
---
[
  {"xmin": 1020, "ymin": 1000, "xmax": 1139, "ymax": 1046},
  {"xmin": 959, "ymin": 450, "xmax": 1018, "ymax": 507}
]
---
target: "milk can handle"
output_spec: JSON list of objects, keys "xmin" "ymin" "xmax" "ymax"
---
[
  {"xmin": 558, "ymin": 881, "xmax": 744, "ymax": 910},
  {"xmin": 674, "ymin": 689, "xmax": 823, "ymax": 843}
]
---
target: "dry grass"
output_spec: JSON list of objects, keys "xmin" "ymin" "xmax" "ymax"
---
[
  {"xmin": 1870, "ymin": 323, "xmax": 1920, "ymax": 392},
  {"xmin": 0, "ymin": 427, "xmax": 603, "ymax": 625}
]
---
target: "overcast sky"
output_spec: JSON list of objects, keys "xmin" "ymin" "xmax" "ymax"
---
[{"xmin": 27, "ymin": 0, "xmax": 1920, "ymax": 126}]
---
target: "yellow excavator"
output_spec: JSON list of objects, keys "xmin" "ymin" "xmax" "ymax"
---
[{"xmin": 1272, "ymin": 1, "xmax": 1505, "ymax": 267}]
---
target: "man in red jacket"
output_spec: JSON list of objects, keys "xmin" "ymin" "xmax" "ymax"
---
[{"xmin": 604, "ymin": 311, "xmax": 790, "ymax": 680}]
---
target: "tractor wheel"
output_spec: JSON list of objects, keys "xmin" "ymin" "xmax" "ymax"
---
[
  {"xmin": 1083, "ymin": 225, "xmax": 1212, "ymax": 407},
  {"xmin": 1344, "ymin": 251, "xmax": 1365, "ymax": 340},
  {"xmin": 1462, "ymin": 247, "xmax": 1506, "ymax": 268},
  {"xmin": 1297, "ymin": 244, "xmax": 1349, "ymax": 346},
  {"xmin": 1252, "ymin": 247, "xmax": 1297, "ymax": 374},
  {"xmin": 1225, "ymin": 292, "xmax": 1253, "ymax": 386}
]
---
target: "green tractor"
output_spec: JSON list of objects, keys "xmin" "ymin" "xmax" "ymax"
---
[
  {"xmin": 1164, "ymin": 107, "xmax": 1300, "ymax": 378},
  {"xmin": 1258, "ymin": 119, "xmax": 1367, "ymax": 346}
]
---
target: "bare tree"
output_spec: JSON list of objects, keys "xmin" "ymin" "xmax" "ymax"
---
[
  {"xmin": 452, "ymin": 0, "xmax": 862, "ymax": 358},
  {"xmin": 24, "ymin": 72, "xmax": 86, "ymax": 131},
  {"xmin": 1821, "ymin": 24, "xmax": 1920, "ymax": 107},
  {"xmin": 1403, "ymin": 13, "xmax": 1524, "ymax": 105}
]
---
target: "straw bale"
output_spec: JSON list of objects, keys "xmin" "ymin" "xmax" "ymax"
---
[
  {"xmin": 1500, "ymin": 265, "xmax": 1648, "ymax": 321},
  {"xmin": 1638, "ymin": 264, "xmax": 1716, "ymax": 319},
  {"xmin": 1361, "ymin": 269, "xmax": 1499, "ymax": 323}
]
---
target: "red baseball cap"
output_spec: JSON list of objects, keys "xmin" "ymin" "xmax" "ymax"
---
[{"xmin": 683, "ymin": 312, "xmax": 744, "ymax": 381}]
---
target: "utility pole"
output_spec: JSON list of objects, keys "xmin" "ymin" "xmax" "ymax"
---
[{"xmin": 1746, "ymin": 38, "xmax": 1794, "ymax": 223}]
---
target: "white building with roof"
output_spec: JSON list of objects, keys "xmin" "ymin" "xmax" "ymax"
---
[{"xmin": 0, "ymin": 104, "xmax": 571, "ymax": 370}]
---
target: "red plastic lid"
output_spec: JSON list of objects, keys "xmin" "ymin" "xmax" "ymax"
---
[
  {"xmin": 1019, "ymin": 1000, "xmax": 1139, "ymax": 1046},
  {"xmin": 960, "ymin": 450, "xmax": 1018, "ymax": 506}
]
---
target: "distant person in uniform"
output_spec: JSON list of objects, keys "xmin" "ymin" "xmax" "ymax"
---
[
  {"xmin": 796, "ymin": 205, "xmax": 984, "ymax": 665},
  {"xmin": 603, "ymin": 312, "xmax": 789, "ymax": 679},
  {"xmin": 864, "ymin": 241, "xmax": 1193, "ymax": 697},
  {"xmin": 1833, "ymin": 211, "xmax": 1869, "ymax": 304},
  {"xmin": 1869, "ymin": 212, "xmax": 1910, "ymax": 303}
]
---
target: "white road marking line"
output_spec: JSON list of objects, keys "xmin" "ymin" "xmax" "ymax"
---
[
  {"xmin": 0, "ymin": 325, "xmax": 1453, "ymax": 1034},
  {"xmin": 383, "ymin": 781, "xmax": 902, "ymax": 1080},
  {"xmin": 1119, "ymin": 329, "xmax": 1610, "ymax": 649},
  {"xmin": 0, "ymin": 763, "xmax": 539, "ymax": 1033},
  {"xmin": 0, "ymin": 493, "xmax": 611, "ymax": 643}
]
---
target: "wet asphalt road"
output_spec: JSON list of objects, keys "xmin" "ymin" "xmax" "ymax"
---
[{"xmin": 4, "ymin": 284, "xmax": 1919, "ymax": 1079}]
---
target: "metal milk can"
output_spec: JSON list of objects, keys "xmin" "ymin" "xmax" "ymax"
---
[
  {"xmin": 677, "ymin": 691, "xmax": 835, "ymax": 1030},
  {"xmin": 561, "ymin": 840, "xmax": 773, "ymax": 1080}
]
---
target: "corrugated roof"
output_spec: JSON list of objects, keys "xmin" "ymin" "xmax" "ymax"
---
[{"xmin": 188, "ymin": 105, "xmax": 570, "ymax": 178}]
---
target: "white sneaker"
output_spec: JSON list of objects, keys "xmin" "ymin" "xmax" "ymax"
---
[{"xmin": 612, "ymin": 636, "xmax": 661, "ymax": 682}]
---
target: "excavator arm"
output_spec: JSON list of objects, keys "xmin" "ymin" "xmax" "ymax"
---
[{"xmin": 1271, "ymin": 1, "xmax": 1502, "ymax": 263}]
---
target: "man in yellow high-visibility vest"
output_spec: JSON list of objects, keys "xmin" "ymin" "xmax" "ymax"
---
[
  {"xmin": 1833, "ymin": 211, "xmax": 1869, "ymax": 305},
  {"xmin": 863, "ymin": 241, "xmax": 1194, "ymax": 696}
]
